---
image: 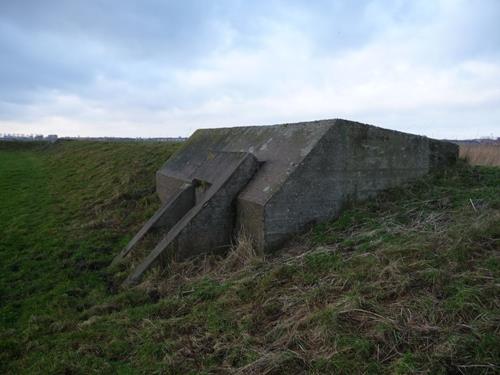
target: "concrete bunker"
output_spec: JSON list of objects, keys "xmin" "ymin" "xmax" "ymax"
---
[{"xmin": 115, "ymin": 119, "xmax": 458, "ymax": 285}]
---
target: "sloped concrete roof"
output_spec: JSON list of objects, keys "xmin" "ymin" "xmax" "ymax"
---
[{"xmin": 157, "ymin": 119, "xmax": 335, "ymax": 205}]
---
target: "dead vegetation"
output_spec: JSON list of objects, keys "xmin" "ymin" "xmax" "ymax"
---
[
  {"xmin": 111, "ymin": 163, "xmax": 499, "ymax": 374},
  {"xmin": 459, "ymin": 143, "xmax": 500, "ymax": 166},
  {"xmin": 135, "ymin": 230, "xmax": 264, "ymax": 296}
]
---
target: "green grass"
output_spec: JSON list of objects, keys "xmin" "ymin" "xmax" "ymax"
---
[
  {"xmin": 0, "ymin": 141, "xmax": 180, "ymax": 373},
  {"xmin": 0, "ymin": 141, "xmax": 499, "ymax": 374}
]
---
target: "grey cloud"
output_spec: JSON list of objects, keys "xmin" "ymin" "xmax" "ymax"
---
[
  {"xmin": 0, "ymin": 0, "xmax": 499, "ymax": 137},
  {"xmin": 0, "ymin": 0, "xmax": 286, "ymax": 106}
]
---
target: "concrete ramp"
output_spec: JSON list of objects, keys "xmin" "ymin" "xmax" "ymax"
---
[{"xmin": 120, "ymin": 151, "xmax": 259, "ymax": 286}]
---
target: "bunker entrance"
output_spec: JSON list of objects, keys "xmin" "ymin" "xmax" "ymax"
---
[{"xmin": 193, "ymin": 178, "xmax": 212, "ymax": 204}]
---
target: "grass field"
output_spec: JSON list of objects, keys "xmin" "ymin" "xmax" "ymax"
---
[{"xmin": 1, "ymin": 141, "xmax": 499, "ymax": 374}]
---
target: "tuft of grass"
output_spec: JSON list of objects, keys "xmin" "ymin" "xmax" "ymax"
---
[{"xmin": 1, "ymin": 141, "xmax": 499, "ymax": 374}]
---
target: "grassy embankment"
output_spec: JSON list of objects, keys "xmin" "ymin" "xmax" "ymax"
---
[{"xmin": 0, "ymin": 141, "xmax": 499, "ymax": 374}]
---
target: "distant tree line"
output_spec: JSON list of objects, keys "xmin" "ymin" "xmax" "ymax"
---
[
  {"xmin": 0, "ymin": 133, "xmax": 58, "ymax": 142},
  {"xmin": 0, "ymin": 134, "xmax": 186, "ymax": 143}
]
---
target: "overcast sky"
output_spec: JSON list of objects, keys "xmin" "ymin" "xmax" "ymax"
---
[{"xmin": 1, "ymin": 0, "xmax": 499, "ymax": 138}]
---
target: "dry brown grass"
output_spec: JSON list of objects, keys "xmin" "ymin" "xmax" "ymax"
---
[
  {"xmin": 459, "ymin": 143, "xmax": 500, "ymax": 166},
  {"xmin": 135, "ymin": 230, "xmax": 263, "ymax": 296},
  {"xmin": 103, "ymin": 160, "xmax": 500, "ymax": 374}
]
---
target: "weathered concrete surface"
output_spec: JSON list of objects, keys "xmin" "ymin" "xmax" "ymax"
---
[
  {"xmin": 261, "ymin": 120, "xmax": 458, "ymax": 250},
  {"xmin": 123, "ymin": 151, "xmax": 259, "ymax": 286},
  {"xmin": 155, "ymin": 119, "xmax": 457, "ymax": 253},
  {"xmin": 156, "ymin": 122, "xmax": 331, "ymax": 205},
  {"xmin": 118, "ymin": 119, "xmax": 458, "ymax": 284}
]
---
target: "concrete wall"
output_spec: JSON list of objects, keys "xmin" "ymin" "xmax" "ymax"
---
[
  {"xmin": 236, "ymin": 197, "xmax": 266, "ymax": 250},
  {"xmin": 173, "ymin": 152, "xmax": 260, "ymax": 259},
  {"xmin": 261, "ymin": 120, "xmax": 458, "ymax": 251}
]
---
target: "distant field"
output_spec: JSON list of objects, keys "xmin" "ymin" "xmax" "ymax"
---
[
  {"xmin": 0, "ymin": 140, "xmax": 499, "ymax": 374},
  {"xmin": 459, "ymin": 143, "xmax": 500, "ymax": 166}
]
